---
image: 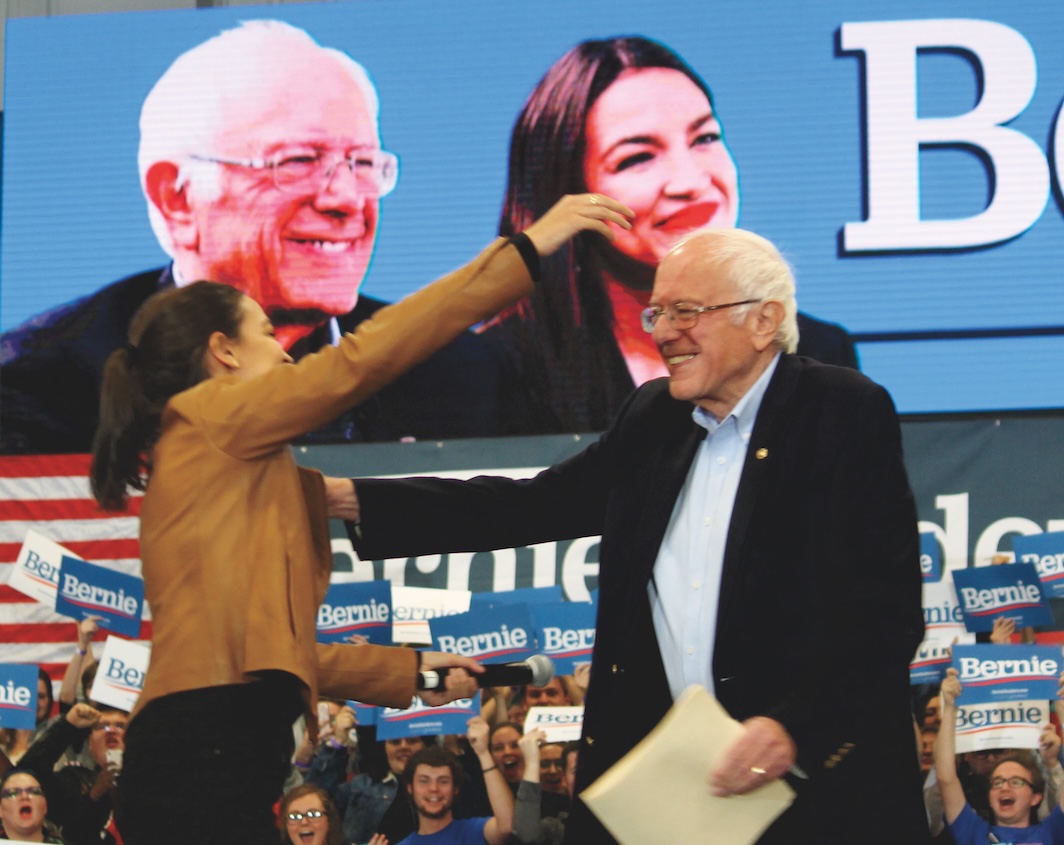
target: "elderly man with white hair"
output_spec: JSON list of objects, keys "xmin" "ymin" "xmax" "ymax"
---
[
  {"xmin": 1, "ymin": 20, "xmax": 499, "ymax": 453},
  {"xmin": 340, "ymin": 226, "xmax": 928, "ymax": 845}
]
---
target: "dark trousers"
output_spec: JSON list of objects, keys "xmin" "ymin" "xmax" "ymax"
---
[{"xmin": 116, "ymin": 675, "xmax": 302, "ymax": 845}]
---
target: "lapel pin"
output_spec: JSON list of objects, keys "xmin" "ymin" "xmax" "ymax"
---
[{"xmin": 755, "ymin": 448, "xmax": 768, "ymax": 460}]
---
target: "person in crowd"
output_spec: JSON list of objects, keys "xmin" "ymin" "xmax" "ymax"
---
[
  {"xmin": 488, "ymin": 723, "xmax": 525, "ymax": 790},
  {"xmin": 18, "ymin": 703, "xmax": 125, "ymax": 845},
  {"xmin": 523, "ymin": 678, "xmax": 573, "ymax": 709},
  {"xmin": 0, "ymin": 22, "xmax": 632, "ymax": 453},
  {"xmin": 0, "ymin": 769, "xmax": 67, "ymax": 843},
  {"xmin": 512, "ymin": 732, "xmax": 578, "ymax": 845},
  {"xmin": 86, "ymin": 181, "xmax": 628, "ymax": 845},
  {"xmin": 482, "ymin": 35, "xmax": 858, "ymax": 437},
  {"xmin": 933, "ymin": 667, "xmax": 1064, "ymax": 842},
  {"xmin": 397, "ymin": 717, "xmax": 512, "ymax": 845},
  {"xmin": 536, "ymin": 745, "xmax": 568, "ymax": 799},
  {"xmin": 279, "ymin": 783, "xmax": 344, "ymax": 845},
  {"xmin": 343, "ymin": 226, "xmax": 926, "ymax": 844},
  {"xmin": 309, "ymin": 729, "xmax": 426, "ymax": 844}
]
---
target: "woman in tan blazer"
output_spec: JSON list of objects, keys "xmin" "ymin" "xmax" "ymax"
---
[{"xmin": 88, "ymin": 194, "xmax": 633, "ymax": 845}]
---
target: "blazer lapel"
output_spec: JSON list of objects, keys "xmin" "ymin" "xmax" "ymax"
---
[{"xmin": 716, "ymin": 355, "xmax": 802, "ymax": 627}]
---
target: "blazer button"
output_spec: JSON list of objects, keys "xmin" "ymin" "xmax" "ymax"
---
[
  {"xmin": 585, "ymin": 736, "xmax": 595, "ymax": 746},
  {"xmin": 611, "ymin": 664, "xmax": 619, "ymax": 674}
]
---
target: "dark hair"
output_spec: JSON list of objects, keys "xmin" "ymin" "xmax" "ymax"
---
[
  {"xmin": 403, "ymin": 746, "xmax": 463, "ymax": 788},
  {"xmin": 488, "ymin": 720, "xmax": 524, "ymax": 747},
  {"xmin": 278, "ymin": 784, "xmax": 342, "ymax": 845},
  {"xmin": 90, "ymin": 281, "xmax": 245, "ymax": 510},
  {"xmin": 491, "ymin": 36, "xmax": 716, "ymax": 433},
  {"xmin": 0, "ymin": 767, "xmax": 43, "ymax": 795},
  {"xmin": 36, "ymin": 667, "xmax": 54, "ymax": 722}
]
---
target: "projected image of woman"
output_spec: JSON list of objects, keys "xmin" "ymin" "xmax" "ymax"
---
[{"xmin": 485, "ymin": 36, "xmax": 857, "ymax": 435}]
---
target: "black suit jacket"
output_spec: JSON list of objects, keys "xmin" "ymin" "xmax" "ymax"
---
[
  {"xmin": 353, "ymin": 355, "xmax": 927, "ymax": 845},
  {"xmin": 0, "ymin": 267, "xmax": 499, "ymax": 453}
]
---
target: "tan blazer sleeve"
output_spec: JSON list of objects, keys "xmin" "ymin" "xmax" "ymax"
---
[
  {"xmin": 315, "ymin": 642, "xmax": 418, "ymax": 710},
  {"xmin": 194, "ymin": 238, "xmax": 532, "ymax": 459}
]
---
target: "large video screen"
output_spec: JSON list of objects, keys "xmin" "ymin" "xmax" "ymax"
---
[{"xmin": 2, "ymin": 0, "xmax": 1062, "ymax": 453}]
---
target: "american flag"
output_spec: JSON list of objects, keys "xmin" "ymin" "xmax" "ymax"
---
[{"xmin": 0, "ymin": 454, "xmax": 150, "ymax": 686}]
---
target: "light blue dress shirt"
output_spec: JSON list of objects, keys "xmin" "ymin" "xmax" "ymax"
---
[{"xmin": 649, "ymin": 353, "xmax": 781, "ymax": 701}]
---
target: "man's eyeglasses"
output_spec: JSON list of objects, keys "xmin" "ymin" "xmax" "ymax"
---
[
  {"xmin": 639, "ymin": 300, "xmax": 761, "ymax": 333},
  {"xmin": 286, "ymin": 810, "xmax": 325, "ymax": 823},
  {"xmin": 1, "ymin": 786, "xmax": 44, "ymax": 799},
  {"xmin": 990, "ymin": 776, "xmax": 1033, "ymax": 790},
  {"xmin": 190, "ymin": 148, "xmax": 399, "ymax": 197}
]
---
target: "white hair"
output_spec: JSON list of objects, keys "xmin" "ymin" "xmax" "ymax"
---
[
  {"xmin": 138, "ymin": 20, "xmax": 381, "ymax": 256},
  {"xmin": 669, "ymin": 227, "xmax": 799, "ymax": 354}
]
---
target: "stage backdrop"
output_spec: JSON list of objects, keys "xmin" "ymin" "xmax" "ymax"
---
[{"xmin": 2, "ymin": 0, "xmax": 1064, "ymax": 415}]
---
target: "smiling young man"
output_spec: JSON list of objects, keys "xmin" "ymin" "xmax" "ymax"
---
[
  {"xmin": 935, "ymin": 667, "xmax": 1064, "ymax": 844},
  {"xmin": 398, "ymin": 717, "xmax": 513, "ymax": 845}
]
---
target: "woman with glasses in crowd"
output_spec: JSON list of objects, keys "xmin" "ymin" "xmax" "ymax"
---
[
  {"xmin": 279, "ymin": 784, "xmax": 344, "ymax": 845},
  {"xmin": 0, "ymin": 769, "xmax": 67, "ymax": 843}
]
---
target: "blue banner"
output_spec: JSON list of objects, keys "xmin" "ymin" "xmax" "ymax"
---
[
  {"xmin": 951, "ymin": 563, "xmax": 1052, "ymax": 632},
  {"xmin": 55, "ymin": 556, "xmax": 144, "ymax": 638},
  {"xmin": 910, "ymin": 641, "xmax": 953, "ymax": 687},
  {"xmin": 346, "ymin": 699, "xmax": 378, "ymax": 728},
  {"xmin": 376, "ymin": 695, "xmax": 479, "ymax": 739},
  {"xmin": 952, "ymin": 644, "xmax": 1062, "ymax": 704},
  {"xmin": 1013, "ymin": 532, "xmax": 1064, "ymax": 600},
  {"xmin": 317, "ymin": 580, "xmax": 392, "ymax": 645},
  {"xmin": 920, "ymin": 532, "xmax": 942, "ymax": 583},
  {"xmin": 529, "ymin": 601, "xmax": 597, "ymax": 675},
  {"xmin": 469, "ymin": 586, "xmax": 563, "ymax": 610},
  {"xmin": 0, "ymin": 663, "xmax": 38, "ymax": 729},
  {"xmin": 430, "ymin": 605, "xmax": 536, "ymax": 662}
]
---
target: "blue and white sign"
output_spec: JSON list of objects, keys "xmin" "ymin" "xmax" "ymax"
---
[
  {"xmin": 317, "ymin": 580, "xmax": 392, "ymax": 645},
  {"xmin": 470, "ymin": 586, "xmax": 564, "ymax": 610},
  {"xmin": 9, "ymin": 530, "xmax": 78, "ymax": 606},
  {"xmin": 391, "ymin": 586, "xmax": 472, "ymax": 646},
  {"xmin": 1013, "ymin": 532, "xmax": 1064, "ymax": 600},
  {"xmin": 951, "ymin": 644, "xmax": 1062, "ymax": 705},
  {"xmin": 55, "ymin": 556, "xmax": 144, "ymax": 638},
  {"xmin": 377, "ymin": 695, "xmax": 479, "ymax": 740},
  {"xmin": 953, "ymin": 700, "xmax": 1048, "ymax": 754},
  {"xmin": 89, "ymin": 636, "xmax": 150, "ymax": 713},
  {"xmin": 920, "ymin": 532, "xmax": 942, "ymax": 583},
  {"xmin": 910, "ymin": 641, "xmax": 954, "ymax": 687},
  {"xmin": 529, "ymin": 602, "xmax": 597, "ymax": 675},
  {"xmin": 921, "ymin": 579, "xmax": 969, "ymax": 642},
  {"xmin": 430, "ymin": 605, "xmax": 536, "ymax": 662},
  {"xmin": 0, "ymin": 663, "xmax": 38, "ymax": 729},
  {"xmin": 346, "ymin": 699, "xmax": 378, "ymax": 728},
  {"xmin": 951, "ymin": 563, "xmax": 1052, "ymax": 632},
  {"xmin": 524, "ymin": 705, "xmax": 585, "ymax": 743}
]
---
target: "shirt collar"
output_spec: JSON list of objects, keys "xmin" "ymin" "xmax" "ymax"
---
[{"xmin": 692, "ymin": 351, "xmax": 781, "ymax": 436}]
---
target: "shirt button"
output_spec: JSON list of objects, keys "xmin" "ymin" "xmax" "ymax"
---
[
  {"xmin": 703, "ymin": 517, "xmax": 711, "ymax": 527},
  {"xmin": 691, "ymin": 581, "xmax": 701, "ymax": 590},
  {"xmin": 687, "ymin": 647, "xmax": 695, "ymax": 655},
  {"xmin": 716, "ymin": 456, "xmax": 726, "ymax": 465}
]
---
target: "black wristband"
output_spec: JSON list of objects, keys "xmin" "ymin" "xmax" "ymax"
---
[{"xmin": 508, "ymin": 232, "xmax": 541, "ymax": 283}]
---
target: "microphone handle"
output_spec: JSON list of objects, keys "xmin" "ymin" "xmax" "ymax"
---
[{"xmin": 417, "ymin": 662, "xmax": 533, "ymax": 691}]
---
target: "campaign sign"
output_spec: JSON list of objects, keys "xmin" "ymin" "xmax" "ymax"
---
[
  {"xmin": 470, "ymin": 585, "xmax": 564, "ymax": 610},
  {"xmin": 910, "ymin": 640, "xmax": 954, "ymax": 686},
  {"xmin": 524, "ymin": 705, "xmax": 585, "ymax": 743},
  {"xmin": 0, "ymin": 663, "xmax": 38, "ymax": 729},
  {"xmin": 430, "ymin": 605, "xmax": 536, "ymax": 662},
  {"xmin": 345, "ymin": 700, "xmax": 378, "ymax": 728},
  {"xmin": 951, "ymin": 645, "xmax": 1062, "ymax": 705},
  {"xmin": 89, "ymin": 636, "xmax": 150, "ymax": 713},
  {"xmin": 1013, "ymin": 532, "xmax": 1064, "ymax": 600},
  {"xmin": 55, "ymin": 556, "xmax": 144, "ymax": 638},
  {"xmin": 921, "ymin": 579, "xmax": 969, "ymax": 643},
  {"xmin": 376, "ymin": 695, "xmax": 479, "ymax": 740},
  {"xmin": 951, "ymin": 563, "xmax": 1052, "ymax": 632},
  {"xmin": 953, "ymin": 700, "xmax": 1048, "ymax": 754},
  {"xmin": 391, "ymin": 586, "xmax": 471, "ymax": 646},
  {"xmin": 529, "ymin": 601, "xmax": 597, "ymax": 675},
  {"xmin": 920, "ymin": 532, "xmax": 942, "ymax": 583},
  {"xmin": 9, "ymin": 530, "xmax": 82, "ymax": 605},
  {"xmin": 317, "ymin": 580, "xmax": 392, "ymax": 645}
]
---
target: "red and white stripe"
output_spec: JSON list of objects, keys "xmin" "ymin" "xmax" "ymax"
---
[{"xmin": 0, "ymin": 454, "xmax": 150, "ymax": 685}]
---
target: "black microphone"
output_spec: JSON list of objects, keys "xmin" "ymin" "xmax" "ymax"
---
[{"xmin": 417, "ymin": 654, "xmax": 555, "ymax": 691}]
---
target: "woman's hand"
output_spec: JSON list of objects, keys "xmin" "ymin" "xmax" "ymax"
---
[
  {"xmin": 523, "ymin": 193, "xmax": 634, "ymax": 257},
  {"xmin": 418, "ymin": 651, "xmax": 484, "ymax": 706}
]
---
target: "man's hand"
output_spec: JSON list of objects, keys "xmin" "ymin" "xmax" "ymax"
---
[
  {"xmin": 518, "ymin": 728, "xmax": 546, "ymax": 769},
  {"xmin": 66, "ymin": 702, "xmax": 102, "ymax": 730},
  {"xmin": 324, "ymin": 476, "xmax": 359, "ymax": 521},
  {"xmin": 990, "ymin": 616, "xmax": 1017, "ymax": 644},
  {"xmin": 418, "ymin": 651, "xmax": 483, "ymax": 706},
  {"xmin": 1040, "ymin": 722, "xmax": 1061, "ymax": 767},
  {"xmin": 941, "ymin": 667, "xmax": 962, "ymax": 708},
  {"xmin": 709, "ymin": 717, "xmax": 796, "ymax": 797},
  {"xmin": 467, "ymin": 715, "xmax": 491, "ymax": 756}
]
